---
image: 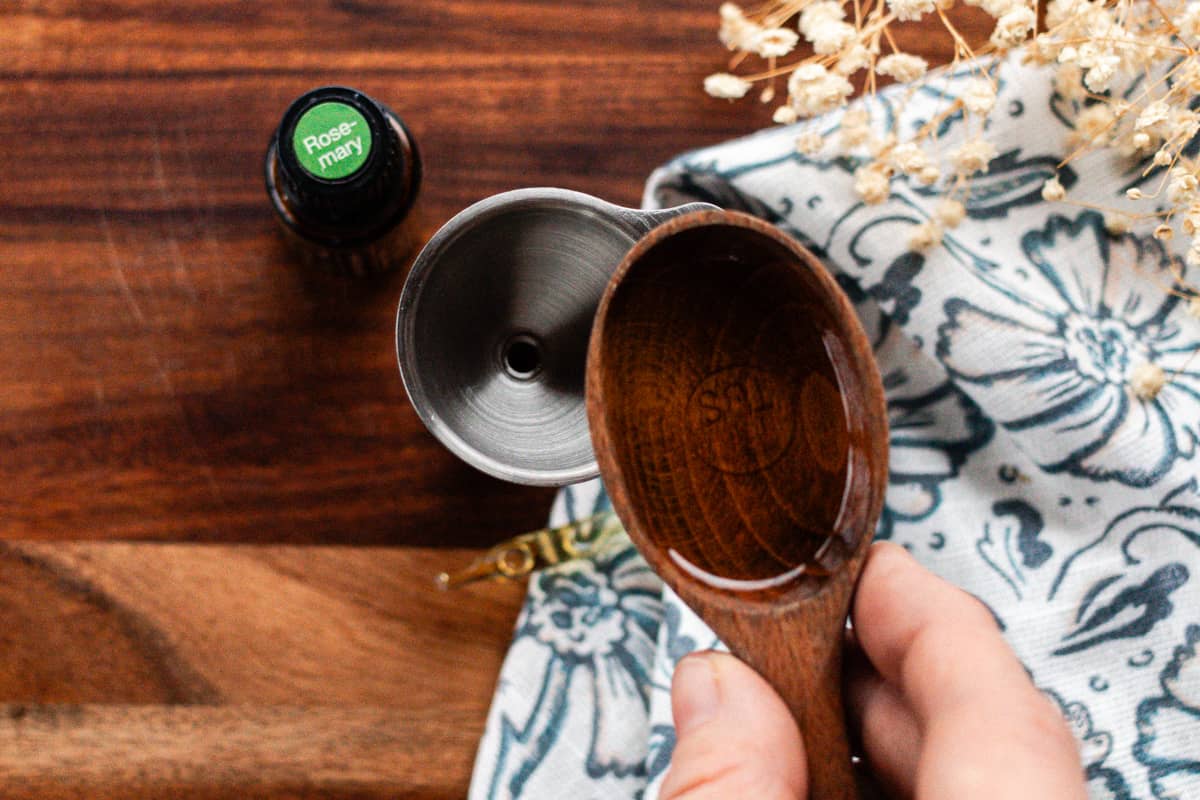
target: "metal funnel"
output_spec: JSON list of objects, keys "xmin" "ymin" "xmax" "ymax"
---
[{"xmin": 396, "ymin": 188, "xmax": 714, "ymax": 485}]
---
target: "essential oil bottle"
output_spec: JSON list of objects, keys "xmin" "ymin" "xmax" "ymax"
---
[{"xmin": 265, "ymin": 86, "xmax": 422, "ymax": 277}]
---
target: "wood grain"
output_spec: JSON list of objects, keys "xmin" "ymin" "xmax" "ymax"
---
[
  {"xmin": 0, "ymin": 540, "xmax": 526, "ymax": 797},
  {"xmin": 0, "ymin": 704, "xmax": 478, "ymax": 800},
  {"xmin": 0, "ymin": 541, "xmax": 526, "ymax": 707},
  {"xmin": 0, "ymin": 1, "xmax": 988, "ymax": 796},
  {"xmin": 587, "ymin": 212, "xmax": 890, "ymax": 798}
]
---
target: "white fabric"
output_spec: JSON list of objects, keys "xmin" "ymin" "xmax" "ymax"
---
[{"xmin": 471, "ymin": 56, "xmax": 1200, "ymax": 800}]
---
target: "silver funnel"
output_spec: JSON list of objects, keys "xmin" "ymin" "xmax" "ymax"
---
[{"xmin": 396, "ymin": 188, "xmax": 715, "ymax": 485}]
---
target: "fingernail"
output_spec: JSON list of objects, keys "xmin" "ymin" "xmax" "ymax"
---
[{"xmin": 673, "ymin": 654, "xmax": 721, "ymax": 735}]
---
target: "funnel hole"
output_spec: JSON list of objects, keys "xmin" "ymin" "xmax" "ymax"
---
[{"xmin": 502, "ymin": 334, "xmax": 543, "ymax": 380}]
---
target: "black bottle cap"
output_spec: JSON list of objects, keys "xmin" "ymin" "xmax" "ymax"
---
[{"xmin": 268, "ymin": 86, "xmax": 419, "ymax": 245}]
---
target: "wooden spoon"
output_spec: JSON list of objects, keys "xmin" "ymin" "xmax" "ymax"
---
[{"xmin": 586, "ymin": 210, "xmax": 889, "ymax": 799}]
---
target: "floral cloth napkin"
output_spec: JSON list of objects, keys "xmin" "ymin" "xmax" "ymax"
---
[{"xmin": 469, "ymin": 54, "xmax": 1200, "ymax": 800}]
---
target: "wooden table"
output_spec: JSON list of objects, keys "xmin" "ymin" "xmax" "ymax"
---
[{"xmin": 0, "ymin": 2, "xmax": 977, "ymax": 796}]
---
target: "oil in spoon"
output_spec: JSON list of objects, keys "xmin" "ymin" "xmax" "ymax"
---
[{"xmin": 595, "ymin": 232, "xmax": 874, "ymax": 600}]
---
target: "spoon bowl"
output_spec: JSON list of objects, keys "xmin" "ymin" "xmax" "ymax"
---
[{"xmin": 586, "ymin": 210, "xmax": 888, "ymax": 799}]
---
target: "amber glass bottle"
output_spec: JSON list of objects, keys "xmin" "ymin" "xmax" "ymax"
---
[{"xmin": 265, "ymin": 86, "xmax": 422, "ymax": 277}]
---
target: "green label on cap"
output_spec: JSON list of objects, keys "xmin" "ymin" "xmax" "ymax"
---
[{"xmin": 291, "ymin": 101, "xmax": 373, "ymax": 180}]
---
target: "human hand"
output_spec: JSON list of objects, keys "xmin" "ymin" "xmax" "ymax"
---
[{"xmin": 659, "ymin": 542, "xmax": 1087, "ymax": 799}]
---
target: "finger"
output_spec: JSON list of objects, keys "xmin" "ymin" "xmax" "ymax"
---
[
  {"xmin": 852, "ymin": 542, "xmax": 1030, "ymax": 719},
  {"xmin": 660, "ymin": 651, "xmax": 806, "ymax": 800},
  {"xmin": 845, "ymin": 644, "xmax": 920, "ymax": 799},
  {"xmin": 851, "ymin": 542, "xmax": 1085, "ymax": 800}
]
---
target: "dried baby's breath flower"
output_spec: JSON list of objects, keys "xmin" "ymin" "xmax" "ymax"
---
[
  {"xmin": 1183, "ymin": 205, "xmax": 1200, "ymax": 236},
  {"xmin": 890, "ymin": 142, "xmax": 933, "ymax": 175},
  {"xmin": 1154, "ymin": 223, "xmax": 1174, "ymax": 241},
  {"xmin": 951, "ymin": 138, "xmax": 998, "ymax": 175},
  {"xmin": 774, "ymin": 105, "xmax": 799, "ymax": 124},
  {"xmin": 705, "ymin": 73, "xmax": 753, "ymax": 99},
  {"xmin": 1135, "ymin": 101, "xmax": 1171, "ymax": 134},
  {"xmin": 788, "ymin": 63, "xmax": 853, "ymax": 117},
  {"xmin": 1083, "ymin": 55, "xmax": 1120, "ymax": 93},
  {"xmin": 795, "ymin": 130, "xmax": 825, "ymax": 154},
  {"xmin": 1182, "ymin": 2, "xmax": 1200, "ymax": 37},
  {"xmin": 842, "ymin": 108, "xmax": 870, "ymax": 128},
  {"xmin": 888, "ymin": 0, "xmax": 937, "ymax": 21},
  {"xmin": 917, "ymin": 165, "xmax": 942, "ymax": 185},
  {"xmin": 719, "ymin": 3, "xmax": 761, "ymax": 50},
  {"xmin": 1042, "ymin": 177, "xmax": 1067, "ymax": 202},
  {"xmin": 842, "ymin": 125, "xmax": 872, "ymax": 149},
  {"xmin": 835, "ymin": 44, "xmax": 873, "ymax": 75},
  {"xmin": 909, "ymin": 220, "xmax": 945, "ymax": 250},
  {"xmin": 1179, "ymin": 59, "xmax": 1200, "ymax": 91},
  {"xmin": 1054, "ymin": 64, "xmax": 1086, "ymax": 100},
  {"xmin": 1170, "ymin": 111, "xmax": 1200, "ymax": 142},
  {"xmin": 813, "ymin": 22, "xmax": 858, "ymax": 54},
  {"xmin": 839, "ymin": 108, "xmax": 872, "ymax": 149},
  {"xmin": 936, "ymin": 199, "xmax": 967, "ymax": 227},
  {"xmin": 805, "ymin": 14, "xmax": 858, "ymax": 54},
  {"xmin": 1129, "ymin": 362, "xmax": 1167, "ymax": 400},
  {"xmin": 1126, "ymin": 188, "xmax": 1146, "ymax": 200},
  {"xmin": 752, "ymin": 27, "xmax": 800, "ymax": 58},
  {"xmin": 1072, "ymin": 105, "xmax": 1115, "ymax": 147},
  {"xmin": 1105, "ymin": 213, "xmax": 1131, "ymax": 235},
  {"xmin": 811, "ymin": 22, "xmax": 859, "ymax": 53},
  {"xmin": 877, "ymin": 54, "xmax": 929, "ymax": 82},
  {"xmin": 1168, "ymin": 169, "xmax": 1199, "ymax": 206},
  {"xmin": 798, "ymin": 3, "xmax": 857, "ymax": 54},
  {"xmin": 972, "ymin": 0, "xmax": 1020, "ymax": 19},
  {"xmin": 962, "ymin": 80, "xmax": 997, "ymax": 115},
  {"xmin": 854, "ymin": 162, "xmax": 893, "ymax": 204},
  {"xmin": 798, "ymin": 1, "xmax": 845, "ymax": 34},
  {"xmin": 868, "ymin": 133, "xmax": 898, "ymax": 158},
  {"xmin": 990, "ymin": 6, "xmax": 1036, "ymax": 49}
]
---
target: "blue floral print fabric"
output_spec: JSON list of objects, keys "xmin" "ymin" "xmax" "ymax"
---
[{"xmin": 470, "ymin": 55, "xmax": 1200, "ymax": 800}]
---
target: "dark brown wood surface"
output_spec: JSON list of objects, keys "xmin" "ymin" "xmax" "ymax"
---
[{"xmin": 1, "ymin": 2, "xmax": 986, "ymax": 796}]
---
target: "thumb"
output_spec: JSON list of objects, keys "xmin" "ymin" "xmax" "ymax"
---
[{"xmin": 660, "ymin": 652, "xmax": 807, "ymax": 800}]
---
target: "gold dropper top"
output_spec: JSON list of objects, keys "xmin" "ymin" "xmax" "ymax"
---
[{"xmin": 437, "ymin": 511, "xmax": 623, "ymax": 590}]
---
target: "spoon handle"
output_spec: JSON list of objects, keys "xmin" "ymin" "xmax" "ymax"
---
[
  {"xmin": 705, "ymin": 597, "xmax": 860, "ymax": 800},
  {"xmin": 764, "ymin": 636, "xmax": 857, "ymax": 800}
]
